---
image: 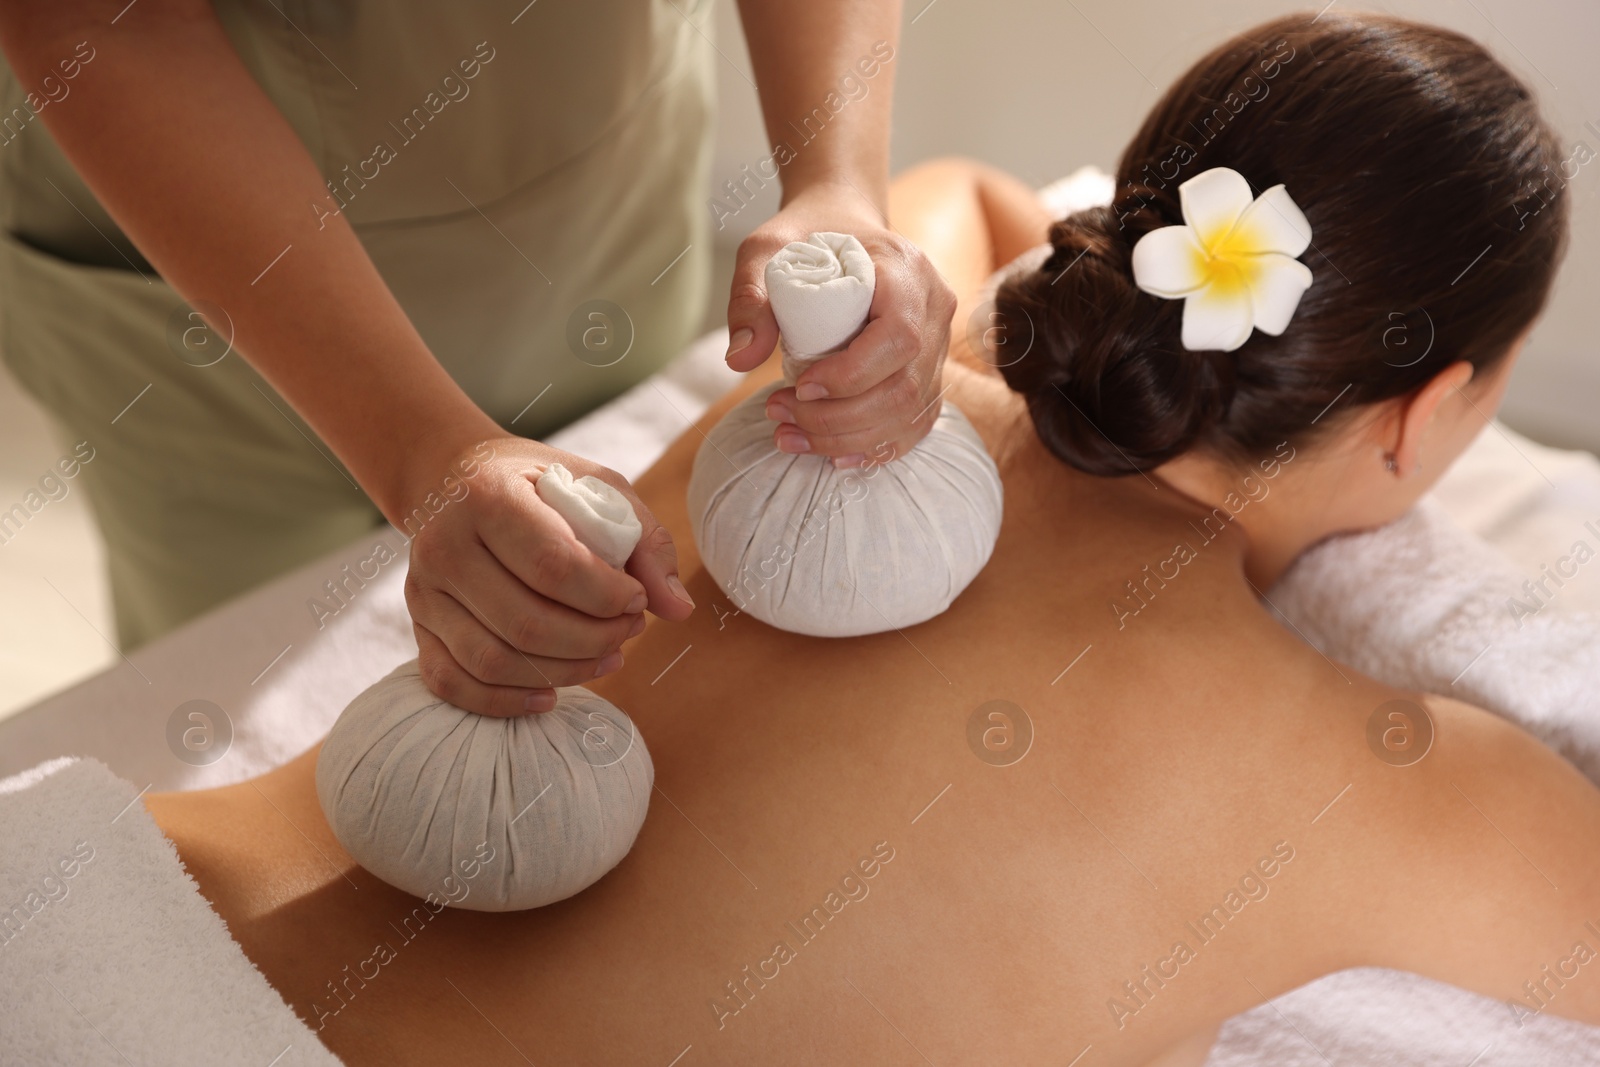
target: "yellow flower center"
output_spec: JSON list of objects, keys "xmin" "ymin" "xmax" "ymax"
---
[{"xmin": 1195, "ymin": 216, "xmax": 1268, "ymax": 299}]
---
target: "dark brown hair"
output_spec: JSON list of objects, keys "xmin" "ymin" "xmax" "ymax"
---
[{"xmin": 995, "ymin": 11, "xmax": 1571, "ymax": 475}]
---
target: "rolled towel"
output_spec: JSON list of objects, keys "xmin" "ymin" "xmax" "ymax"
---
[
  {"xmin": 687, "ymin": 233, "xmax": 1004, "ymax": 637},
  {"xmin": 317, "ymin": 464, "xmax": 652, "ymax": 912}
]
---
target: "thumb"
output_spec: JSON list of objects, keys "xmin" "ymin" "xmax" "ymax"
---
[
  {"xmin": 622, "ymin": 494, "xmax": 695, "ymax": 621},
  {"xmin": 725, "ymin": 233, "xmax": 782, "ymax": 373}
]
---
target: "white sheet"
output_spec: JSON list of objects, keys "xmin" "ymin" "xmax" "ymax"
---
[{"xmin": 4, "ymin": 213, "xmax": 1600, "ymax": 1064}]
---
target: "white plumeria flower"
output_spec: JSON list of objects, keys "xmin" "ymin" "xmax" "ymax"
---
[{"xmin": 1130, "ymin": 167, "xmax": 1314, "ymax": 352}]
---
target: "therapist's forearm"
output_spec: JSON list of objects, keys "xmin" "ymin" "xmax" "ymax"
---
[
  {"xmin": 736, "ymin": 0, "xmax": 901, "ymax": 214},
  {"xmin": 0, "ymin": 2, "xmax": 499, "ymax": 524}
]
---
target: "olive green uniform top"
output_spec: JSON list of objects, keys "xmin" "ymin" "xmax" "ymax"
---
[{"xmin": 0, "ymin": 0, "xmax": 714, "ymax": 648}]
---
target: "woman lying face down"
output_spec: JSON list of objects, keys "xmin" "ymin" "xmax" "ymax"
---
[{"xmin": 145, "ymin": 11, "xmax": 1594, "ymax": 1066}]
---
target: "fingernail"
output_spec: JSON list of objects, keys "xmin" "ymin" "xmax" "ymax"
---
[
  {"xmin": 832, "ymin": 453, "xmax": 866, "ymax": 469},
  {"xmin": 766, "ymin": 400, "xmax": 794, "ymax": 423},
  {"xmin": 776, "ymin": 430, "xmax": 811, "ymax": 454},
  {"xmin": 666, "ymin": 573, "xmax": 695, "ymax": 609},
  {"xmin": 795, "ymin": 382, "xmax": 828, "ymax": 401},
  {"xmin": 626, "ymin": 591, "xmax": 648, "ymax": 614},
  {"xmin": 595, "ymin": 652, "xmax": 624, "ymax": 678},
  {"xmin": 524, "ymin": 690, "xmax": 557, "ymax": 713},
  {"xmin": 628, "ymin": 614, "xmax": 647, "ymax": 638},
  {"xmin": 726, "ymin": 328, "xmax": 753, "ymax": 359}
]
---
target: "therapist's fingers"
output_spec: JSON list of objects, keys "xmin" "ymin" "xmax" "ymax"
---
[
  {"xmin": 724, "ymin": 230, "xmax": 785, "ymax": 373},
  {"xmin": 414, "ymin": 622, "xmax": 579, "ymax": 719},
  {"xmin": 419, "ymin": 563, "xmax": 643, "ymax": 662},
  {"xmin": 414, "ymin": 593, "xmax": 631, "ymax": 697},
  {"xmin": 610, "ymin": 480, "xmax": 696, "ymax": 622},
  {"xmin": 792, "ymin": 302, "xmax": 925, "ymax": 402},
  {"xmin": 475, "ymin": 478, "xmax": 648, "ymax": 622},
  {"xmin": 769, "ymin": 428, "xmax": 904, "ymax": 467},
  {"xmin": 764, "ymin": 360, "xmax": 941, "ymax": 457},
  {"xmin": 401, "ymin": 437, "xmax": 689, "ymax": 716},
  {"xmin": 417, "ymin": 537, "xmax": 640, "ymax": 660},
  {"xmin": 782, "ymin": 231, "xmax": 954, "ymax": 461}
]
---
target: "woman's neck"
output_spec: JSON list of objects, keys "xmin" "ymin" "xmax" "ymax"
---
[
  {"xmin": 948, "ymin": 362, "xmax": 1347, "ymax": 590},
  {"xmin": 1150, "ymin": 449, "xmax": 1347, "ymax": 589},
  {"xmin": 992, "ymin": 423, "xmax": 1336, "ymax": 597}
]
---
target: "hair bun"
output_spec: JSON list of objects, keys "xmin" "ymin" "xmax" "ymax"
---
[
  {"xmin": 998, "ymin": 15, "xmax": 1569, "ymax": 475},
  {"xmin": 994, "ymin": 205, "xmax": 1233, "ymax": 476}
]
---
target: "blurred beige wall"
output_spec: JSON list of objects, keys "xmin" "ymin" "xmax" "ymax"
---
[{"xmin": 706, "ymin": 0, "xmax": 1600, "ymax": 451}]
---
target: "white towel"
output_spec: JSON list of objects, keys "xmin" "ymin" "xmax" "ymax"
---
[
  {"xmin": 688, "ymin": 233, "xmax": 1005, "ymax": 637},
  {"xmin": 0, "ymin": 758, "xmax": 340, "ymax": 1066},
  {"xmin": 1207, "ymin": 965, "xmax": 1600, "ymax": 1066},
  {"xmin": 1269, "ymin": 498, "xmax": 1600, "ymax": 782},
  {"xmin": 317, "ymin": 467, "xmax": 653, "ymax": 912}
]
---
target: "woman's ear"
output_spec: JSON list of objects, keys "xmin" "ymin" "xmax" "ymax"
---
[{"xmin": 1390, "ymin": 360, "xmax": 1476, "ymax": 475}]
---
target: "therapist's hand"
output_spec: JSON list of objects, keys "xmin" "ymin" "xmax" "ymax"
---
[
  {"xmin": 402, "ymin": 436, "xmax": 695, "ymax": 717},
  {"xmin": 725, "ymin": 182, "xmax": 958, "ymax": 468}
]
